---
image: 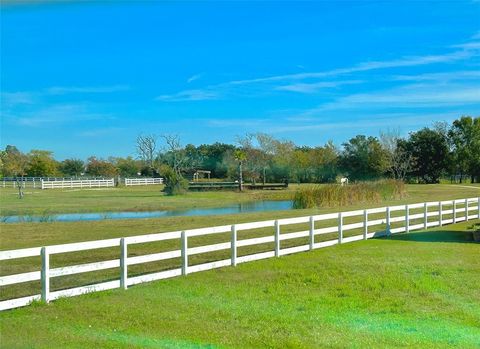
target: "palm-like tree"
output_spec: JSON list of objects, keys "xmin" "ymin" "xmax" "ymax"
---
[{"xmin": 234, "ymin": 149, "xmax": 247, "ymax": 191}]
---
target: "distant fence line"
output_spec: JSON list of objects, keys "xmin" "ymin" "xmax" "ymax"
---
[
  {"xmin": 40, "ymin": 179, "xmax": 115, "ymax": 190},
  {"xmin": 2, "ymin": 177, "xmax": 164, "ymax": 189},
  {"xmin": 0, "ymin": 197, "xmax": 478, "ymax": 311},
  {"xmin": 124, "ymin": 178, "xmax": 163, "ymax": 186}
]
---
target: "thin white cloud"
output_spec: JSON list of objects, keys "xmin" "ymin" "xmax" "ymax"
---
[
  {"xmin": 391, "ymin": 70, "xmax": 480, "ymax": 82},
  {"xmin": 156, "ymin": 36, "xmax": 480, "ymax": 101},
  {"xmin": 302, "ymin": 83, "xmax": 480, "ymax": 115},
  {"xmin": 187, "ymin": 74, "xmax": 203, "ymax": 83},
  {"xmin": 155, "ymin": 89, "xmax": 218, "ymax": 102},
  {"xmin": 79, "ymin": 127, "xmax": 125, "ymax": 137},
  {"xmin": 276, "ymin": 80, "xmax": 363, "ymax": 93},
  {"xmin": 4, "ymin": 104, "xmax": 113, "ymax": 127},
  {"xmin": 46, "ymin": 85, "xmax": 130, "ymax": 95},
  {"xmin": 268, "ymin": 112, "xmax": 464, "ymax": 134},
  {"xmin": 1, "ymin": 92, "xmax": 36, "ymax": 107}
]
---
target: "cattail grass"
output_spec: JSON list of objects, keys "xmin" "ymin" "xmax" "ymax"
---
[{"xmin": 293, "ymin": 180, "xmax": 406, "ymax": 209}]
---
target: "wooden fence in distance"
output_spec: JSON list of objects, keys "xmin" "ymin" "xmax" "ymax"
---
[
  {"xmin": 40, "ymin": 179, "xmax": 115, "ymax": 190},
  {"xmin": 124, "ymin": 178, "xmax": 164, "ymax": 186}
]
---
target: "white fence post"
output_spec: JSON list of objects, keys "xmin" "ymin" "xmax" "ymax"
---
[
  {"xmin": 338, "ymin": 212, "xmax": 343, "ymax": 244},
  {"xmin": 478, "ymin": 197, "xmax": 480, "ymax": 219},
  {"xmin": 231, "ymin": 225, "xmax": 237, "ymax": 266},
  {"xmin": 41, "ymin": 247, "xmax": 50, "ymax": 303},
  {"xmin": 181, "ymin": 231, "xmax": 188, "ymax": 275},
  {"xmin": 386, "ymin": 207, "xmax": 391, "ymax": 236},
  {"xmin": 439, "ymin": 202, "xmax": 443, "ymax": 227},
  {"xmin": 453, "ymin": 201, "xmax": 457, "ymax": 223},
  {"xmin": 423, "ymin": 203, "xmax": 428, "ymax": 229},
  {"xmin": 309, "ymin": 216, "xmax": 315, "ymax": 250},
  {"xmin": 405, "ymin": 205, "xmax": 410, "ymax": 233},
  {"xmin": 274, "ymin": 220, "xmax": 280, "ymax": 257},
  {"xmin": 120, "ymin": 238, "xmax": 128, "ymax": 290},
  {"xmin": 465, "ymin": 199, "xmax": 468, "ymax": 222},
  {"xmin": 363, "ymin": 209, "xmax": 368, "ymax": 240}
]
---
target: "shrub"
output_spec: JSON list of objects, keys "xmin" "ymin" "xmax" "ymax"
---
[
  {"xmin": 161, "ymin": 165, "xmax": 189, "ymax": 195},
  {"xmin": 293, "ymin": 180, "xmax": 406, "ymax": 209}
]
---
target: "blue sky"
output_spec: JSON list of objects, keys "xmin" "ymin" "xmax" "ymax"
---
[{"xmin": 1, "ymin": 1, "xmax": 479, "ymax": 160}]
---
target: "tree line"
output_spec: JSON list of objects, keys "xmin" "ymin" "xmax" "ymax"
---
[{"xmin": 1, "ymin": 116, "xmax": 478, "ymax": 184}]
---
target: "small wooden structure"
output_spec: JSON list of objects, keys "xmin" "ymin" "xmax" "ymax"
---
[{"xmin": 193, "ymin": 170, "xmax": 211, "ymax": 182}]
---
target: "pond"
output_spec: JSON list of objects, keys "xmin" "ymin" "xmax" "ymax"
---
[{"xmin": 1, "ymin": 200, "xmax": 294, "ymax": 223}]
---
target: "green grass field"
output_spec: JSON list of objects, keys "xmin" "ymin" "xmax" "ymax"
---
[
  {"xmin": 0, "ymin": 183, "xmax": 479, "ymax": 347},
  {"xmin": 1, "ymin": 183, "xmax": 479, "ymax": 216},
  {"xmin": 0, "ymin": 183, "xmax": 478, "ymax": 300},
  {"xmin": 1, "ymin": 221, "xmax": 479, "ymax": 348}
]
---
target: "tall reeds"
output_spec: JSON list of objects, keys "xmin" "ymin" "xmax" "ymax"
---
[{"xmin": 293, "ymin": 180, "xmax": 406, "ymax": 209}]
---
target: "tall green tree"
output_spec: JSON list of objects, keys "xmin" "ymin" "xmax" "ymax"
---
[
  {"xmin": 0, "ymin": 145, "xmax": 29, "ymax": 177},
  {"xmin": 340, "ymin": 135, "xmax": 388, "ymax": 180},
  {"xmin": 27, "ymin": 150, "xmax": 59, "ymax": 177},
  {"xmin": 403, "ymin": 128, "xmax": 450, "ymax": 183},
  {"xmin": 448, "ymin": 116, "xmax": 480, "ymax": 183},
  {"xmin": 60, "ymin": 158, "xmax": 85, "ymax": 176},
  {"xmin": 86, "ymin": 157, "xmax": 118, "ymax": 177},
  {"xmin": 113, "ymin": 157, "xmax": 141, "ymax": 177}
]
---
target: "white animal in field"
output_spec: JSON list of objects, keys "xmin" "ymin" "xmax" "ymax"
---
[{"xmin": 340, "ymin": 177, "xmax": 349, "ymax": 186}]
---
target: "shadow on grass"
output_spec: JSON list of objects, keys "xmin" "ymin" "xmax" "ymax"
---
[{"xmin": 387, "ymin": 230, "xmax": 475, "ymax": 243}]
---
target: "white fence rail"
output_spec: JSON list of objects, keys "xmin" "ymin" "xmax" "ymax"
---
[
  {"xmin": 124, "ymin": 178, "xmax": 163, "ymax": 186},
  {"xmin": 41, "ymin": 179, "xmax": 115, "ymax": 190},
  {"xmin": 1, "ymin": 197, "xmax": 478, "ymax": 311}
]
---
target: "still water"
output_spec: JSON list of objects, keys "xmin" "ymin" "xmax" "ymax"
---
[{"xmin": 2, "ymin": 200, "xmax": 293, "ymax": 223}]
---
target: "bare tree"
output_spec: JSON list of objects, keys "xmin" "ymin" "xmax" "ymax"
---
[
  {"xmin": 162, "ymin": 134, "xmax": 188, "ymax": 175},
  {"xmin": 380, "ymin": 129, "xmax": 412, "ymax": 180},
  {"xmin": 136, "ymin": 134, "xmax": 157, "ymax": 171}
]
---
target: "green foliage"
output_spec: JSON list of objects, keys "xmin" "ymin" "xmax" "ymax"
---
[
  {"xmin": 60, "ymin": 158, "xmax": 85, "ymax": 176},
  {"xmin": 161, "ymin": 165, "xmax": 189, "ymax": 195},
  {"xmin": 86, "ymin": 157, "xmax": 118, "ymax": 177},
  {"xmin": 26, "ymin": 150, "xmax": 59, "ymax": 177},
  {"xmin": 340, "ymin": 135, "xmax": 389, "ymax": 180},
  {"xmin": 293, "ymin": 180, "xmax": 406, "ymax": 208},
  {"xmin": 0, "ymin": 145, "xmax": 29, "ymax": 177},
  {"xmin": 448, "ymin": 116, "xmax": 480, "ymax": 183},
  {"xmin": 113, "ymin": 156, "xmax": 141, "ymax": 177},
  {"xmin": 402, "ymin": 128, "xmax": 450, "ymax": 183}
]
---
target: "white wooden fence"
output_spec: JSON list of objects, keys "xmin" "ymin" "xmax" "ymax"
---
[
  {"xmin": 0, "ymin": 197, "xmax": 478, "ymax": 311},
  {"xmin": 124, "ymin": 178, "xmax": 164, "ymax": 186},
  {"xmin": 41, "ymin": 179, "xmax": 115, "ymax": 190}
]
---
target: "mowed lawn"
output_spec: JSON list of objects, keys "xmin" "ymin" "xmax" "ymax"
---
[
  {"xmin": 1, "ymin": 221, "xmax": 479, "ymax": 349},
  {"xmin": 0, "ymin": 183, "xmax": 479, "ymax": 216}
]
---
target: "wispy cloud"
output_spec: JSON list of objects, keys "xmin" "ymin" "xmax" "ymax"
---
[
  {"xmin": 155, "ymin": 89, "xmax": 218, "ymax": 102},
  {"xmin": 79, "ymin": 127, "xmax": 125, "ymax": 137},
  {"xmin": 1, "ymin": 92, "xmax": 36, "ymax": 107},
  {"xmin": 268, "ymin": 112, "xmax": 464, "ymax": 134},
  {"xmin": 3, "ymin": 104, "xmax": 113, "ymax": 127},
  {"xmin": 275, "ymin": 80, "xmax": 363, "ymax": 93},
  {"xmin": 156, "ymin": 36, "xmax": 480, "ymax": 101},
  {"xmin": 391, "ymin": 70, "xmax": 480, "ymax": 82},
  {"xmin": 1, "ymin": 84, "xmax": 131, "ymax": 108},
  {"xmin": 187, "ymin": 73, "xmax": 203, "ymax": 83},
  {"xmin": 318, "ymin": 84, "xmax": 480, "ymax": 111},
  {"xmin": 46, "ymin": 85, "xmax": 130, "ymax": 95}
]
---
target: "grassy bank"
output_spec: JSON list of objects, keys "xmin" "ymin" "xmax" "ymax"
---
[
  {"xmin": 1, "ymin": 221, "xmax": 479, "ymax": 348},
  {"xmin": 0, "ymin": 185, "xmax": 294, "ymax": 216},
  {"xmin": 0, "ymin": 183, "xmax": 478, "ymax": 216}
]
